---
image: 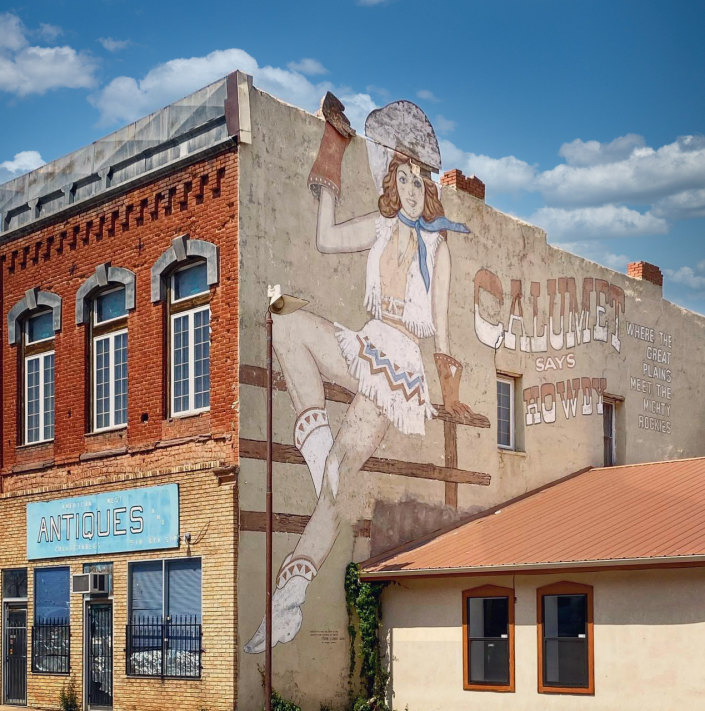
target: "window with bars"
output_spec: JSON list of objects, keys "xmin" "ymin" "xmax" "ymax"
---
[
  {"xmin": 24, "ymin": 310, "xmax": 55, "ymax": 444},
  {"xmin": 92, "ymin": 286, "xmax": 128, "ymax": 432},
  {"xmin": 127, "ymin": 558, "xmax": 202, "ymax": 679},
  {"xmin": 170, "ymin": 262, "xmax": 210, "ymax": 417},
  {"xmin": 32, "ymin": 567, "xmax": 70, "ymax": 674}
]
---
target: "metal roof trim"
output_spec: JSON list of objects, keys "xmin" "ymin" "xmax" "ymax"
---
[{"xmin": 361, "ymin": 554, "xmax": 705, "ymax": 580}]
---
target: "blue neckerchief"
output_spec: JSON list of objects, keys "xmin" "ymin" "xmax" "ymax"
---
[{"xmin": 397, "ymin": 212, "xmax": 471, "ymax": 291}]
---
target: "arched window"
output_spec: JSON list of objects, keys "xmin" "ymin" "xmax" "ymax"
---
[
  {"xmin": 152, "ymin": 236, "xmax": 218, "ymax": 417},
  {"xmin": 76, "ymin": 264, "xmax": 135, "ymax": 432},
  {"xmin": 8, "ymin": 289, "xmax": 62, "ymax": 444},
  {"xmin": 169, "ymin": 261, "xmax": 211, "ymax": 416},
  {"xmin": 92, "ymin": 286, "xmax": 128, "ymax": 430}
]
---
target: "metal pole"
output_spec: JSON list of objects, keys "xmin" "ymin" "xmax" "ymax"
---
[{"xmin": 265, "ymin": 309, "xmax": 273, "ymax": 711}]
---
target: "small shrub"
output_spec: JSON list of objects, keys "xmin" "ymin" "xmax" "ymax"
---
[
  {"xmin": 59, "ymin": 677, "xmax": 79, "ymax": 711},
  {"xmin": 268, "ymin": 690, "xmax": 302, "ymax": 711}
]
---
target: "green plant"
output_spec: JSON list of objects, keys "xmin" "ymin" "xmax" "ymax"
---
[
  {"xmin": 59, "ymin": 676, "xmax": 79, "ymax": 711},
  {"xmin": 344, "ymin": 562, "xmax": 389, "ymax": 711},
  {"xmin": 263, "ymin": 691, "xmax": 301, "ymax": 711}
]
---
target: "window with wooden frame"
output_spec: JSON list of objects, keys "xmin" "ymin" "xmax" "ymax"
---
[
  {"xmin": 537, "ymin": 581, "xmax": 594, "ymax": 694},
  {"xmin": 91, "ymin": 286, "xmax": 128, "ymax": 431},
  {"xmin": 462, "ymin": 585, "xmax": 515, "ymax": 692},
  {"xmin": 169, "ymin": 261, "xmax": 211, "ymax": 417},
  {"xmin": 23, "ymin": 310, "xmax": 55, "ymax": 444}
]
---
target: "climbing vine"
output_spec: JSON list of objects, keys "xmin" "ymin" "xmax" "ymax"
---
[{"xmin": 344, "ymin": 562, "xmax": 389, "ymax": 711}]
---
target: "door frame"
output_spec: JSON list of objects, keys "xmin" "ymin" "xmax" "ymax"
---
[
  {"xmin": 83, "ymin": 598, "xmax": 114, "ymax": 711},
  {"xmin": 3, "ymin": 601, "xmax": 28, "ymax": 707}
]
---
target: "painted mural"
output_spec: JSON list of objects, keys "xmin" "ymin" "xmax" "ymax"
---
[{"xmin": 244, "ymin": 96, "xmax": 486, "ymax": 653}]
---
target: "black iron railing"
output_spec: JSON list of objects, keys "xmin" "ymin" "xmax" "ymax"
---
[
  {"xmin": 31, "ymin": 620, "xmax": 70, "ymax": 674},
  {"xmin": 126, "ymin": 615, "xmax": 202, "ymax": 679}
]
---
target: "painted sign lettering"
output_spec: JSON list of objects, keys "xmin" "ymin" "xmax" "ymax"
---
[
  {"xmin": 27, "ymin": 484, "xmax": 179, "ymax": 560},
  {"xmin": 474, "ymin": 269, "xmax": 625, "ymax": 353}
]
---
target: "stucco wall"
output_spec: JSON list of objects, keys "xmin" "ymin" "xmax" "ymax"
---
[
  {"xmin": 381, "ymin": 568, "xmax": 705, "ymax": 710},
  {"xmin": 236, "ymin": 84, "xmax": 705, "ymax": 709}
]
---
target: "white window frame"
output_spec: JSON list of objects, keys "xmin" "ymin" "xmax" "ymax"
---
[
  {"xmin": 170, "ymin": 262, "xmax": 209, "ymax": 305},
  {"xmin": 24, "ymin": 350, "xmax": 55, "ymax": 444},
  {"xmin": 25, "ymin": 310, "xmax": 54, "ymax": 346},
  {"xmin": 497, "ymin": 376, "xmax": 515, "ymax": 451},
  {"xmin": 93, "ymin": 285, "xmax": 127, "ymax": 327},
  {"xmin": 93, "ymin": 328, "xmax": 128, "ymax": 432},
  {"xmin": 170, "ymin": 305, "xmax": 210, "ymax": 417}
]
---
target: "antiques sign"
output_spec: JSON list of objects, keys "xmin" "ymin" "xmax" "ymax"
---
[{"xmin": 27, "ymin": 484, "xmax": 179, "ymax": 560}]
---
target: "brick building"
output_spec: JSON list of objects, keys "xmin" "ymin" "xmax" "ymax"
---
[
  {"xmin": 0, "ymin": 77, "xmax": 242, "ymax": 710},
  {"xmin": 2, "ymin": 68, "xmax": 705, "ymax": 711}
]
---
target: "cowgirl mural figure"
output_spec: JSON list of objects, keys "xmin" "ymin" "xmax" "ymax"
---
[{"xmin": 245, "ymin": 95, "xmax": 477, "ymax": 654}]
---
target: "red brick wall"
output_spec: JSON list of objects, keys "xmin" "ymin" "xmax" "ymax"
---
[
  {"xmin": 627, "ymin": 260, "xmax": 663, "ymax": 287},
  {"xmin": 440, "ymin": 168, "xmax": 486, "ymax": 201},
  {"xmin": 0, "ymin": 146, "xmax": 240, "ymax": 710},
  {"xmin": 0, "ymin": 148, "xmax": 240, "ymax": 480}
]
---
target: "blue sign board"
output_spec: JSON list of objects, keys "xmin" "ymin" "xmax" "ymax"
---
[{"xmin": 27, "ymin": 484, "xmax": 179, "ymax": 560}]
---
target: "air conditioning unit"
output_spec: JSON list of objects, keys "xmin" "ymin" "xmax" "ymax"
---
[{"xmin": 71, "ymin": 573, "xmax": 109, "ymax": 595}]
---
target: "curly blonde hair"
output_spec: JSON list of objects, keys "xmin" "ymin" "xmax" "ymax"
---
[{"xmin": 378, "ymin": 154, "xmax": 445, "ymax": 222}]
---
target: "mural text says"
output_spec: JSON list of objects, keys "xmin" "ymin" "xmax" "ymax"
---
[{"xmin": 474, "ymin": 270, "xmax": 625, "ymax": 353}]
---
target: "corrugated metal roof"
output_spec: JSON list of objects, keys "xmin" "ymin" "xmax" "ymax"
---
[{"xmin": 361, "ymin": 457, "xmax": 705, "ymax": 578}]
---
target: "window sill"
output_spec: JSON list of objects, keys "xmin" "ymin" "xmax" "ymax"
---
[
  {"xmin": 464, "ymin": 683, "xmax": 514, "ymax": 693},
  {"xmin": 85, "ymin": 425, "xmax": 127, "ymax": 437},
  {"xmin": 497, "ymin": 448, "xmax": 526, "ymax": 457},
  {"xmin": 16, "ymin": 439, "xmax": 54, "ymax": 450},
  {"xmin": 169, "ymin": 408, "xmax": 210, "ymax": 420},
  {"xmin": 538, "ymin": 687, "xmax": 594, "ymax": 696}
]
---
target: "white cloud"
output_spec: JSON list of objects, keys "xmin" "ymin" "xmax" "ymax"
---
[
  {"xmin": 98, "ymin": 37, "xmax": 130, "ymax": 52},
  {"xmin": 287, "ymin": 58, "xmax": 327, "ymax": 76},
  {"xmin": 358, "ymin": 0, "xmax": 392, "ymax": 5},
  {"xmin": 37, "ymin": 23, "xmax": 62, "ymax": 42},
  {"xmin": 439, "ymin": 138, "xmax": 537, "ymax": 193},
  {"xmin": 0, "ymin": 13, "xmax": 26, "ymax": 52},
  {"xmin": 665, "ymin": 265, "xmax": 705, "ymax": 290},
  {"xmin": 530, "ymin": 205, "xmax": 668, "ymax": 240},
  {"xmin": 0, "ymin": 149, "xmax": 45, "ymax": 182},
  {"xmin": 416, "ymin": 89, "xmax": 439, "ymax": 102},
  {"xmin": 556, "ymin": 241, "xmax": 631, "ymax": 273},
  {"xmin": 90, "ymin": 47, "xmax": 376, "ymax": 132},
  {"xmin": 434, "ymin": 114, "xmax": 456, "ymax": 134},
  {"xmin": 0, "ymin": 12, "xmax": 97, "ymax": 96},
  {"xmin": 652, "ymin": 187, "xmax": 705, "ymax": 220},
  {"xmin": 537, "ymin": 135, "xmax": 705, "ymax": 207},
  {"xmin": 366, "ymin": 84, "xmax": 389, "ymax": 98},
  {"xmin": 558, "ymin": 133, "xmax": 645, "ymax": 166}
]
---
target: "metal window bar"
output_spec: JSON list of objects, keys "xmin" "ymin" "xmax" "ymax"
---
[
  {"xmin": 125, "ymin": 615, "xmax": 202, "ymax": 679},
  {"xmin": 31, "ymin": 620, "xmax": 70, "ymax": 674}
]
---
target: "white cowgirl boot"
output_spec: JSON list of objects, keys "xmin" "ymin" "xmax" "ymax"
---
[
  {"xmin": 243, "ymin": 554, "xmax": 318, "ymax": 654},
  {"xmin": 294, "ymin": 408, "xmax": 339, "ymax": 497}
]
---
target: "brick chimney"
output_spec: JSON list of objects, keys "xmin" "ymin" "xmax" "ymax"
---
[
  {"xmin": 627, "ymin": 261, "xmax": 663, "ymax": 287},
  {"xmin": 440, "ymin": 169, "xmax": 485, "ymax": 201}
]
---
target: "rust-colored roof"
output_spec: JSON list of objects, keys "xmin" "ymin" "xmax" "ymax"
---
[{"xmin": 362, "ymin": 458, "xmax": 705, "ymax": 579}]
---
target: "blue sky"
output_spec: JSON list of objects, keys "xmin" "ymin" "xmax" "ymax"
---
[{"xmin": 1, "ymin": 0, "xmax": 704, "ymax": 313}]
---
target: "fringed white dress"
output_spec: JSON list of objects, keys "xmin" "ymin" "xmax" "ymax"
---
[{"xmin": 335, "ymin": 215, "xmax": 441, "ymax": 435}]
